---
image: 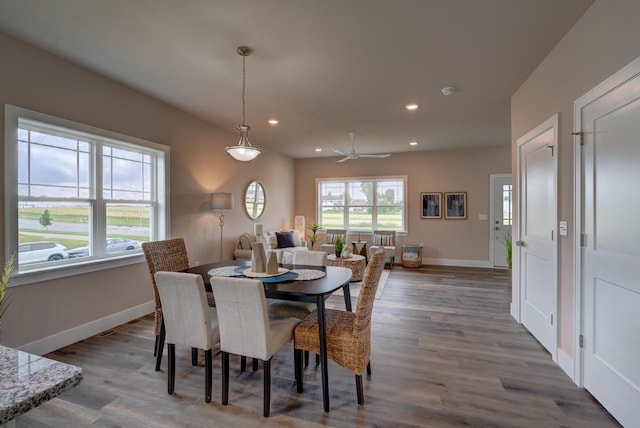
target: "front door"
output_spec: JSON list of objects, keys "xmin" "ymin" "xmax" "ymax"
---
[
  {"xmin": 491, "ymin": 174, "xmax": 512, "ymax": 268},
  {"xmin": 578, "ymin": 57, "xmax": 640, "ymax": 427},
  {"xmin": 517, "ymin": 115, "xmax": 558, "ymax": 359}
]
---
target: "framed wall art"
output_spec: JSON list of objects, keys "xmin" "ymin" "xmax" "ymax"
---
[
  {"xmin": 444, "ymin": 192, "xmax": 467, "ymax": 219},
  {"xmin": 420, "ymin": 192, "xmax": 442, "ymax": 219}
]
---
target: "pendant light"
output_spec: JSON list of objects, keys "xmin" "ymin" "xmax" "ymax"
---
[{"xmin": 225, "ymin": 46, "xmax": 261, "ymax": 161}]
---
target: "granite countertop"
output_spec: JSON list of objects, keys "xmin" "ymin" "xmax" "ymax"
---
[{"xmin": 0, "ymin": 345, "xmax": 83, "ymax": 424}]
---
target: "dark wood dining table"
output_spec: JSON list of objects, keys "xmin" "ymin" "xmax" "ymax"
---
[{"xmin": 185, "ymin": 260, "xmax": 353, "ymax": 412}]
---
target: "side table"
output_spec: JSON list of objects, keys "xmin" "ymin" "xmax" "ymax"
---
[
  {"xmin": 326, "ymin": 254, "xmax": 366, "ymax": 282},
  {"xmin": 351, "ymin": 241, "xmax": 368, "ymax": 262}
]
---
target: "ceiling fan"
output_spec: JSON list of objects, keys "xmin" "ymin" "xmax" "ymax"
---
[{"xmin": 332, "ymin": 132, "xmax": 391, "ymax": 162}]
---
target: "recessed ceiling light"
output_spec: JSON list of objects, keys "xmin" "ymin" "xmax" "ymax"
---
[
  {"xmin": 405, "ymin": 103, "xmax": 419, "ymax": 111},
  {"xmin": 268, "ymin": 119, "xmax": 279, "ymax": 125},
  {"xmin": 314, "ymin": 147, "xmax": 322, "ymax": 152},
  {"xmin": 409, "ymin": 140, "xmax": 418, "ymax": 146}
]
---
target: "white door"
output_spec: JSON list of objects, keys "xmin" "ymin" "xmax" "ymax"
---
[
  {"xmin": 578, "ymin": 58, "xmax": 640, "ymax": 428},
  {"xmin": 491, "ymin": 174, "xmax": 512, "ymax": 268},
  {"xmin": 517, "ymin": 115, "xmax": 557, "ymax": 358}
]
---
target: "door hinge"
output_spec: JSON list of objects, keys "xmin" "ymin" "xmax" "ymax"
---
[
  {"xmin": 579, "ymin": 334, "xmax": 584, "ymax": 348},
  {"xmin": 550, "ymin": 314, "xmax": 554, "ymax": 325},
  {"xmin": 572, "ymin": 131, "xmax": 584, "ymax": 145},
  {"xmin": 580, "ymin": 233, "xmax": 586, "ymax": 247}
]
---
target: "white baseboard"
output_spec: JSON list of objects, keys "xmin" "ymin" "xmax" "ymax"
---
[
  {"xmin": 19, "ymin": 301, "xmax": 154, "ymax": 355},
  {"xmin": 422, "ymin": 257, "xmax": 492, "ymax": 268},
  {"xmin": 558, "ymin": 348, "xmax": 575, "ymax": 382}
]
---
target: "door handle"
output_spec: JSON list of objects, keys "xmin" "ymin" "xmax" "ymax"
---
[{"xmin": 515, "ymin": 240, "xmax": 526, "ymax": 247}]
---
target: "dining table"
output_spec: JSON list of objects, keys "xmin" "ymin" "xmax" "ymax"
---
[{"xmin": 185, "ymin": 260, "xmax": 353, "ymax": 412}]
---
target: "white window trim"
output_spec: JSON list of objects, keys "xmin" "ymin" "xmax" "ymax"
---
[
  {"xmin": 315, "ymin": 175, "xmax": 408, "ymax": 234},
  {"xmin": 4, "ymin": 104, "xmax": 170, "ymax": 286}
]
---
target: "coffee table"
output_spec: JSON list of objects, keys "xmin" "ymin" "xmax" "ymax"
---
[{"xmin": 326, "ymin": 254, "xmax": 366, "ymax": 282}]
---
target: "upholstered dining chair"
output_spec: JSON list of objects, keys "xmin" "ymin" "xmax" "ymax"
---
[
  {"xmin": 211, "ymin": 277, "xmax": 302, "ymax": 417},
  {"xmin": 142, "ymin": 238, "xmax": 216, "ymax": 371},
  {"xmin": 294, "ymin": 247, "xmax": 386, "ymax": 405},
  {"xmin": 154, "ymin": 272, "xmax": 220, "ymax": 403},
  {"xmin": 292, "ymin": 250, "xmax": 328, "ymax": 267},
  {"xmin": 267, "ymin": 250, "xmax": 326, "ymax": 322}
]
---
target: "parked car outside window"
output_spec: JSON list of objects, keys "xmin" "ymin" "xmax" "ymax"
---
[
  {"xmin": 68, "ymin": 238, "xmax": 140, "ymax": 258},
  {"xmin": 18, "ymin": 242, "xmax": 69, "ymax": 264}
]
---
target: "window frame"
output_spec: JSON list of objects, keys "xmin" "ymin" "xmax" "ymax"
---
[
  {"xmin": 316, "ymin": 176, "xmax": 407, "ymax": 233},
  {"xmin": 4, "ymin": 105, "xmax": 170, "ymax": 286}
]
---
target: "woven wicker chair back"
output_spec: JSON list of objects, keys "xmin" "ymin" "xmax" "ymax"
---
[
  {"xmin": 353, "ymin": 248, "xmax": 386, "ymax": 335},
  {"xmin": 142, "ymin": 238, "xmax": 190, "ymax": 335}
]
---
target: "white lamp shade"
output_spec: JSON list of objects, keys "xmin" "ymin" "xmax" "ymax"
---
[
  {"xmin": 211, "ymin": 192, "xmax": 234, "ymax": 211},
  {"xmin": 225, "ymin": 145, "xmax": 261, "ymax": 161},
  {"xmin": 294, "ymin": 215, "xmax": 305, "ymax": 238}
]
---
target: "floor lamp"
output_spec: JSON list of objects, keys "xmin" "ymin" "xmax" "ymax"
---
[{"xmin": 211, "ymin": 192, "xmax": 234, "ymax": 261}]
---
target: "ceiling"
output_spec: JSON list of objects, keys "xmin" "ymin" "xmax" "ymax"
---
[{"xmin": 0, "ymin": 0, "xmax": 594, "ymax": 159}]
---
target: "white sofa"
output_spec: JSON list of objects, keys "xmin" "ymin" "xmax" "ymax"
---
[
  {"xmin": 235, "ymin": 224, "xmax": 308, "ymax": 263},
  {"xmin": 261, "ymin": 229, "xmax": 308, "ymax": 264}
]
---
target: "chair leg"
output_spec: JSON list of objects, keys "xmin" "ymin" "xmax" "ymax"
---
[
  {"xmin": 241, "ymin": 355, "xmax": 246, "ymax": 372},
  {"xmin": 222, "ymin": 352, "xmax": 229, "ymax": 405},
  {"xmin": 155, "ymin": 319, "xmax": 166, "ymax": 372},
  {"xmin": 167, "ymin": 344, "xmax": 175, "ymax": 394},
  {"xmin": 153, "ymin": 334, "xmax": 159, "ymax": 357},
  {"xmin": 304, "ymin": 350, "xmax": 309, "ymax": 367},
  {"xmin": 367, "ymin": 361, "xmax": 372, "ymax": 376},
  {"xmin": 355, "ymin": 374, "xmax": 364, "ymax": 405},
  {"xmin": 294, "ymin": 349, "xmax": 303, "ymax": 393},
  {"xmin": 263, "ymin": 358, "xmax": 271, "ymax": 417},
  {"xmin": 192, "ymin": 348, "xmax": 198, "ymax": 366},
  {"xmin": 205, "ymin": 349, "xmax": 212, "ymax": 403},
  {"xmin": 253, "ymin": 358, "xmax": 259, "ymax": 372},
  {"xmin": 316, "ymin": 353, "xmax": 320, "ymax": 365}
]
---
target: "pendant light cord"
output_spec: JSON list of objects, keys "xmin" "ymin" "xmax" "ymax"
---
[{"xmin": 242, "ymin": 53, "xmax": 246, "ymax": 126}]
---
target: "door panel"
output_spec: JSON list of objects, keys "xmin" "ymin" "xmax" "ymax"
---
[
  {"xmin": 581, "ymin": 64, "xmax": 640, "ymax": 426},
  {"xmin": 518, "ymin": 117, "xmax": 557, "ymax": 357}
]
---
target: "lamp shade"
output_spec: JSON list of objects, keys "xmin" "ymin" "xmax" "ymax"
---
[
  {"xmin": 294, "ymin": 215, "xmax": 305, "ymax": 238},
  {"xmin": 211, "ymin": 192, "xmax": 234, "ymax": 211}
]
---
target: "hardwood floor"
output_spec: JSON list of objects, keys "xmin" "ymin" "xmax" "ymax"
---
[{"xmin": 17, "ymin": 266, "xmax": 619, "ymax": 427}]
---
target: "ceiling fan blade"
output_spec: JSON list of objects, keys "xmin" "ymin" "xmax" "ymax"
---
[
  {"xmin": 359, "ymin": 153, "xmax": 391, "ymax": 158},
  {"xmin": 336, "ymin": 156, "xmax": 351, "ymax": 163},
  {"xmin": 332, "ymin": 148, "xmax": 348, "ymax": 155}
]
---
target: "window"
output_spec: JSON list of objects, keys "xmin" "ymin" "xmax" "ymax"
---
[
  {"xmin": 317, "ymin": 177, "xmax": 406, "ymax": 232},
  {"xmin": 5, "ymin": 105, "xmax": 168, "ymax": 281},
  {"xmin": 502, "ymin": 184, "xmax": 513, "ymax": 226}
]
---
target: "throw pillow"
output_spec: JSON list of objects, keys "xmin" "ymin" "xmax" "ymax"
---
[
  {"xmin": 239, "ymin": 233, "xmax": 254, "ymax": 250},
  {"xmin": 275, "ymin": 231, "xmax": 296, "ymax": 248},
  {"xmin": 325, "ymin": 233, "xmax": 335, "ymax": 244}
]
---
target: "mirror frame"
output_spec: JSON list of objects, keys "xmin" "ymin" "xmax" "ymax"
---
[{"xmin": 244, "ymin": 180, "xmax": 266, "ymax": 219}]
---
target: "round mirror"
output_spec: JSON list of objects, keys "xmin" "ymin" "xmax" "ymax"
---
[{"xmin": 244, "ymin": 181, "xmax": 265, "ymax": 219}]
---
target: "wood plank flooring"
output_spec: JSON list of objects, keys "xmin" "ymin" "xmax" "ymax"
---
[{"xmin": 17, "ymin": 266, "xmax": 619, "ymax": 427}]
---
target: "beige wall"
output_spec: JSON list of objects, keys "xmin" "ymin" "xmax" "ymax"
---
[
  {"xmin": 295, "ymin": 147, "xmax": 511, "ymax": 263},
  {"xmin": 511, "ymin": 0, "xmax": 640, "ymax": 356},
  {"xmin": 0, "ymin": 32, "xmax": 294, "ymax": 348}
]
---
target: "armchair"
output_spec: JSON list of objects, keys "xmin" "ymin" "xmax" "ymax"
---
[
  {"xmin": 319, "ymin": 229, "xmax": 347, "ymax": 254},
  {"xmin": 369, "ymin": 230, "xmax": 397, "ymax": 268}
]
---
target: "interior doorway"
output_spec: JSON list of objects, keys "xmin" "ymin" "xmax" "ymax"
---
[
  {"xmin": 515, "ymin": 114, "xmax": 558, "ymax": 361},
  {"xmin": 574, "ymin": 56, "xmax": 640, "ymax": 428}
]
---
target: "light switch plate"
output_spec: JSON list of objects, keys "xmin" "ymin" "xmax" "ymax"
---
[{"xmin": 559, "ymin": 221, "xmax": 568, "ymax": 236}]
